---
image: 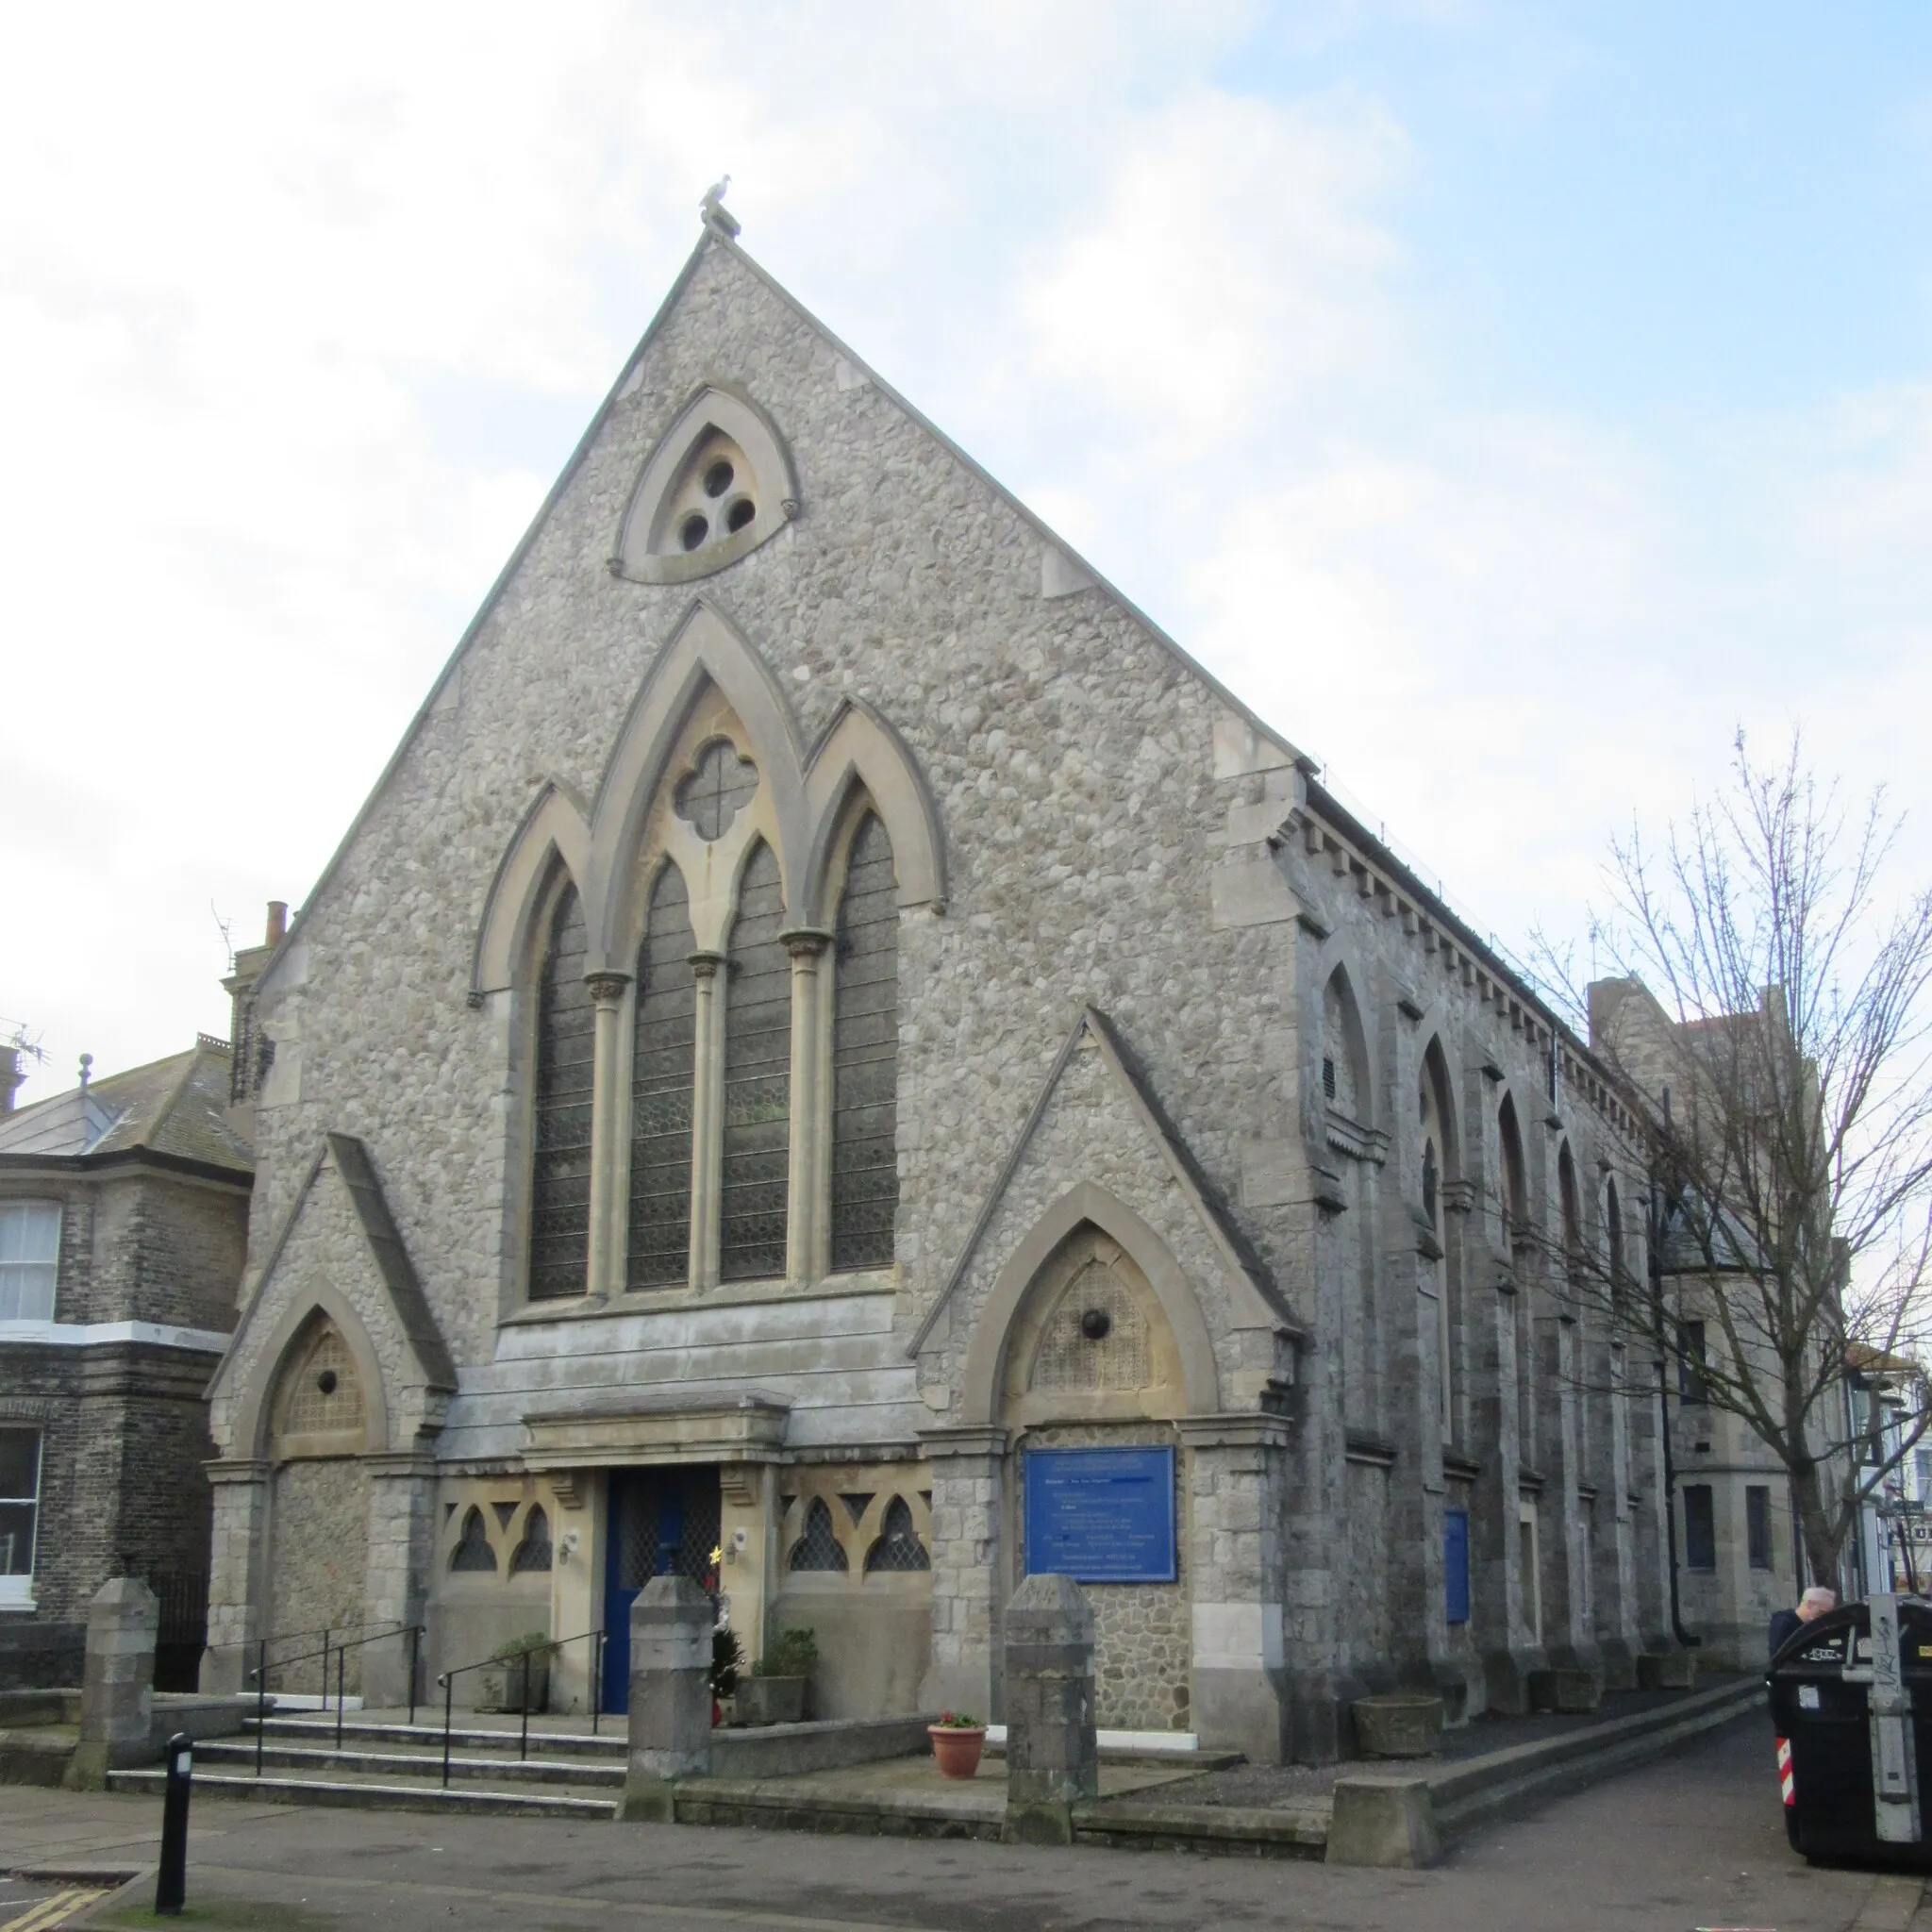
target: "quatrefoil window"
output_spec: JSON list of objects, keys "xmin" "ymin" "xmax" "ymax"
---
[{"xmin": 675, "ymin": 739, "xmax": 758, "ymax": 842}]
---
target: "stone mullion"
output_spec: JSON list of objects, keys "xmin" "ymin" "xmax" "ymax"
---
[
  {"xmin": 583, "ymin": 971, "xmax": 633, "ymax": 1301},
  {"xmin": 687, "ymin": 954, "xmax": 726, "ymax": 1291},
  {"xmin": 781, "ymin": 930, "xmax": 832, "ymax": 1284},
  {"xmin": 359, "ymin": 1456, "xmax": 436, "ymax": 1706}
]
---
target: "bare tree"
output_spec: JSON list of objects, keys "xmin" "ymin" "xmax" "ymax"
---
[{"xmin": 1538, "ymin": 732, "xmax": 1932, "ymax": 1587}]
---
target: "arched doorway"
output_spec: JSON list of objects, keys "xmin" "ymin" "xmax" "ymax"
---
[{"xmin": 1000, "ymin": 1224, "xmax": 1191, "ymax": 1733}]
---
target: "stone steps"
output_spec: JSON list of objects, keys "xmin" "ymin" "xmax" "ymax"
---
[
  {"xmin": 106, "ymin": 1765, "xmax": 619, "ymax": 1820},
  {"xmin": 197, "ymin": 1739, "xmax": 625, "ymax": 1788},
  {"xmin": 246, "ymin": 1715, "xmax": 625, "ymax": 1761}
]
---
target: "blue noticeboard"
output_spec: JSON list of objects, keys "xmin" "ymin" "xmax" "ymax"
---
[
  {"xmin": 1024, "ymin": 1447, "xmax": 1176, "ymax": 1583},
  {"xmin": 1444, "ymin": 1508, "xmax": 1471, "ymax": 1625}
]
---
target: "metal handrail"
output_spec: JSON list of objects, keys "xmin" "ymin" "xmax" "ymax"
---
[
  {"xmin": 433, "ymin": 1626, "xmax": 607, "ymax": 1787},
  {"xmin": 246, "ymin": 1622, "xmax": 424, "ymax": 1768}
]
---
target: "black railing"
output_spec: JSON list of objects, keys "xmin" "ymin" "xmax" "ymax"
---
[
  {"xmin": 244, "ymin": 1623, "xmax": 423, "ymax": 1773},
  {"xmin": 433, "ymin": 1626, "xmax": 606, "ymax": 1787}
]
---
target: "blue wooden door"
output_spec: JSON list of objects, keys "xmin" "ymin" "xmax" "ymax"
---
[{"xmin": 600, "ymin": 1470, "xmax": 720, "ymax": 1714}]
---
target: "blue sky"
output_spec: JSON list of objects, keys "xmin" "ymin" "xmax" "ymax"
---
[{"xmin": 2, "ymin": 2, "xmax": 1927, "ymax": 1103}]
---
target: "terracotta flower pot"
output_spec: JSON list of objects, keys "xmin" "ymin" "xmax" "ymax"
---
[{"xmin": 928, "ymin": 1724, "xmax": 987, "ymax": 1780}]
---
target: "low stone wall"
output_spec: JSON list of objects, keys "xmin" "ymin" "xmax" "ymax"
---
[{"xmin": 711, "ymin": 1715, "xmax": 937, "ymax": 1780}]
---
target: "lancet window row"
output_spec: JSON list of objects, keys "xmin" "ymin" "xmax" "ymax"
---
[{"xmin": 526, "ymin": 793, "xmax": 900, "ymax": 1302}]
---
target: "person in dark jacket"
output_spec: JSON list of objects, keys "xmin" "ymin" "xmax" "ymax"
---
[{"xmin": 1771, "ymin": 1586, "xmax": 1838, "ymax": 1659}]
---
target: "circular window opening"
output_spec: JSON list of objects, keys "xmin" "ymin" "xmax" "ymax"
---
[
  {"xmin": 680, "ymin": 512, "xmax": 709, "ymax": 552},
  {"xmin": 725, "ymin": 497, "xmax": 757, "ymax": 534},
  {"xmin": 1079, "ymin": 1308, "xmax": 1112, "ymax": 1341},
  {"xmin": 316, "ymin": 1368, "xmax": 339, "ymax": 1396},
  {"xmin": 704, "ymin": 459, "xmax": 735, "ymax": 498}
]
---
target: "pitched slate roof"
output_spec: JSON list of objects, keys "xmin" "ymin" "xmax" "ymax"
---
[{"xmin": 0, "ymin": 1039, "xmax": 252, "ymax": 1173}]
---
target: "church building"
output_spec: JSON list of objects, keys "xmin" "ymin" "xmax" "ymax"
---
[{"xmin": 202, "ymin": 202, "xmax": 1687, "ymax": 1763}]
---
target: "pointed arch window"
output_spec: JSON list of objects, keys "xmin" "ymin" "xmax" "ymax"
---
[
  {"xmin": 830, "ymin": 812, "xmax": 898, "ymax": 1272},
  {"xmin": 789, "ymin": 1497, "xmax": 847, "ymax": 1573},
  {"xmin": 629, "ymin": 864, "xmax": 697, "ymax": 1289},
  {"xmin": 721, "ymin": 841, "xmax": 790, "ymax": 1280},
  {"xmin": 529, "ymin": 884, "xmax": 593, "ymax": 1301},
  {"xmin": 451, "ymin": 1507, "xmax": 497, "ymax": 1574}
]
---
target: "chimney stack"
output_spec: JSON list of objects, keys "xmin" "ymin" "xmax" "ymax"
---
[
  {"xmin": 0, "ymin": 1046, "xmax": 23, "ymax": 1115},
  {"xmin": 224, "ymin": 898, "xmax": 289, "ymax": 1113}
]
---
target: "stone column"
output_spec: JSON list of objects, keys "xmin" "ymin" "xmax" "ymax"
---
[
  {"xmin": 918, "ymin": 1426, "xmax": 1008, "ymax": 1718},
  {"xmin": 1002, "ymin": 1574, "xmax": 1098, "ymax": 1845},
  {"xmin": 1180, "ymin": 1413, "xmax": 1291, "ymax": 1764},
  {"xmin": 688, "ymin": 954, "xmax": 725, "ymax": 1291},
  {"xmin": 65, "ymin": 1577, "xmax": 158, "ymax": 1788},
  {"xmin": 1472, "ymin": 1269, "xmax": 1535, "ymax": 1715},
  {"xmin": 781, "ymin": 931, "xmax": 831, "ymax": 1284},
  {"xmin": 360, "ymin": 1457, "xmax": 437, "ymax": 1708},
  {"xmin": 584, "ymin": 970, "xmax": 633, "ymax": 1301},
  {"xmin": 619, "ymin": 1575, "xmax": 712, "ymax": 1822},
  {"xmin": 200, "ymin": 1458, "xmax": 270, "ymax": 1694}
]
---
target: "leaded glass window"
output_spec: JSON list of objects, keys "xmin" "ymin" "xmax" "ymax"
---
[
  {"xmin": 451, "ymin": 1507, "xmax": 497, "ymax": 1573},
  {"xmin": 628, "ymin": 863, "xmax": 696, "ymax": 1289},
  {"xmin": 864, "ymin": 1495, "xmax": 929, "ymax": 1574},
  {"xmin": 1032, "ymin": 1261, "xmax": 1152, "ymax": 1392},
  {"xmin": 529, "ymin": 884, "xmax": 593, "ymax": 1300},
  {"xmin": 509, "ymin": 1506, "xmax": 553, "ymax": 1574},
  {"xmin": 830, "ymin": 813, "xmax": 898, "ymax": 1272},
  {"xmin": 789, "ymin": 1497, "xmax": 847, "ymax": 1573},
  {"xmin": 275, "ymin": 1324, "xmax": 365, "ymax": 1440},
  {"xmin": 721, "ymin": 841, "xmax": 789, "ymax": 1280}
]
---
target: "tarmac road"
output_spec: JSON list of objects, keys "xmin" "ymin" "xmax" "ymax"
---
[{"xmin": 1, "ymin": 1713, "xmax": 1924, "ymax": 1931}]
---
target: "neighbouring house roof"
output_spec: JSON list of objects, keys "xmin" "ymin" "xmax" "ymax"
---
[{"xmin": 0, "ymin": 1039, "xmax": 252, "ymax": 1174}]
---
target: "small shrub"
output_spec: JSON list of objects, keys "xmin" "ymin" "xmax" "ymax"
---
[
  {"xmin": 753, "ymin": 1626, "xmax": 818, "ymax": 1679},
  {"xmin": 711, "ymin": 1626, "xmax": 745, "ymax": 1699},
  {"xmin": 491, "ymin": 1630, "xmax": 557, "ymax": 1664}
]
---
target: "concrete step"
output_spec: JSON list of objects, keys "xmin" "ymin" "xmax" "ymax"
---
[
  {"xmin": 106, "ymin": 1767, "xmax": 619, "ymax": 1820},
  {"xmin": 247, "ymin": 1716, "xmax": 625, "ymax": 1760},
  {"xmin": 196, "ymin": 1740, "xmax": 625, "ymax": 1788}
]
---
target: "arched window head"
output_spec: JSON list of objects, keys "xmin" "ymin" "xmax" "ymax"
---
[
  {"xmin": 509, "ymin": 1506, "xmax": 553, "ymax": 1575},
  {"xmin": 789, "ymin": 1497, "xmax": 848, "ymax": 1573},
  {"xmin": 864, "ymin": 1495, "xmax": 930, "ymax": 1574},
  {"xmin": 614, "ymin": 385, "xmax": 800, "ymax": 585},
  {"xmin": 1558, "ymin": 1144, "xmax": 1582, "ymax": 1261},
  {"xmin": 1498, "ymin": 1095, "xmax": 1527, "ymax": 1227},
  {"xmin": 450, "ymin": 1506, "xmax": 497, "ymax": 1574},
  {"xmin": 1322, "ymin": 971, "xmax": 1366, "ymax": 1120},
  {"xmin": 271, "ymin": 1319, "xmax": 366, "ymax": 1452}
]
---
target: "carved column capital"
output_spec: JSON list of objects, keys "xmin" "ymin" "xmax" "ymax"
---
[
  {"xmin": 583, "ymin": 970, "xmax": 632, "ymax": 1008},
  {"xmin": 780, "ymin": 927, "xmax": 834, "ymax": 961},
  {"xmin": 689, "ymin": 951, "xmax": 726, "ymax": 984}
]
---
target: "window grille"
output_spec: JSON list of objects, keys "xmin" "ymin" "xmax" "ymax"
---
[
  {"xmin": 451, "ymin": 1507, "xmax": 497, "ymax": 1573},
  {"xmin": 612, "ymin": 1474, "xmax": 721, "ymax": 1592},
  {"xmin": 0, "ymin": 1428, "xmax": 41, "ymax": 1582},
  {"xmin": 1032, "ymin": 1261, "xmax": 1152, "ymax": 1391},
  {"xmin": 830, "ymin": 813, "xmax": 899, "ymax": 1271},
  {"xmin": 675, "ymin": 739, "xmax": 759, "ymax": 842},
  {"xmin": 529, "ymin": 884, "xmax": 594, "ymax": 1300},
  {"xmin": 509, "ymin": 1506, "xmax": 554, "ymax": 1575},
  {"xmin": 1322, "ymin": 975, "xmax": 1360, "ymax": 1116},
  {"xmin": 789, "ymin": 1497, "xmax": 848, "ymax": 1572},
  {"xmin": 864, "ymin": 1495, "xmax": 930, "ymax": 1574},
  {"xmin": 1746, "ymin": 1486, "xmax": 1773, "ymax": 1570},
  {"xmin": 275, "ymin": 1324, "xmax": 364, "ymax": 1438},
  {"xmin": 0, "ymin": 1202, "xmax": 59, "ymax": 1322},
  {"xmin": 629, "ymin": 863, "xmax": 697, "ymax": 1288},
  {"xmin": 721, "ymin": 841, "xmax": 790, "ymax": 1280}
]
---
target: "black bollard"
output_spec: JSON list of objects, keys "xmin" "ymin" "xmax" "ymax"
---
[{"xmin": 155, "ymin": 1731, "xmax": 192, "ymax": 1915}]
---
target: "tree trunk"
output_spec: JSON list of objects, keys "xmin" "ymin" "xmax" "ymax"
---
[{"xmin": 1790, "ymin": 1457, "xmax": 1844, "ymax": 1593}]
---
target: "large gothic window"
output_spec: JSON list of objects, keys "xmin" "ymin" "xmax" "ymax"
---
[
  {"xmin": 830, "ymin": 813, "xmax": 898, "ymax": 1271},
  {"xmin": 529, "ymin": 884, "xmax": 593, "ymax": 1300},
  {"xmin": 721, "ymin": 841, "xmax": 790, "ymax": 1279},
  {"xmin": 629, "ymin": 863, "xmax": 697, "ymax": 1288}
]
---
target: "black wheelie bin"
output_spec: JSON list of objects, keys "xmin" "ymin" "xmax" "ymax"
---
[{"xmin": 1769, "ymin": 1593, "xmax": 1932, "ymax": 1866}]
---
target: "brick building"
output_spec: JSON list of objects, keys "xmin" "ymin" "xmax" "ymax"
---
[
  {"xmin": 201, "ymin": 203, "xmax": 1698, "ymax": 1760},
  {"xmin": 0, "ymin": 1033, "xmax": 252, "ymax": 1689}
]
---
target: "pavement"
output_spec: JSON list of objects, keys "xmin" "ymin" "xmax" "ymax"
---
[{"xmin": 2, "ymin": 1710, "xmax": 1928, "ymax": 1931}]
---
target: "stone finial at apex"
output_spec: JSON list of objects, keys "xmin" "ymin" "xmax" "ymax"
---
[{"xmin": 700, "ymin": 175, "xmax": 741, "ymax": 240}]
